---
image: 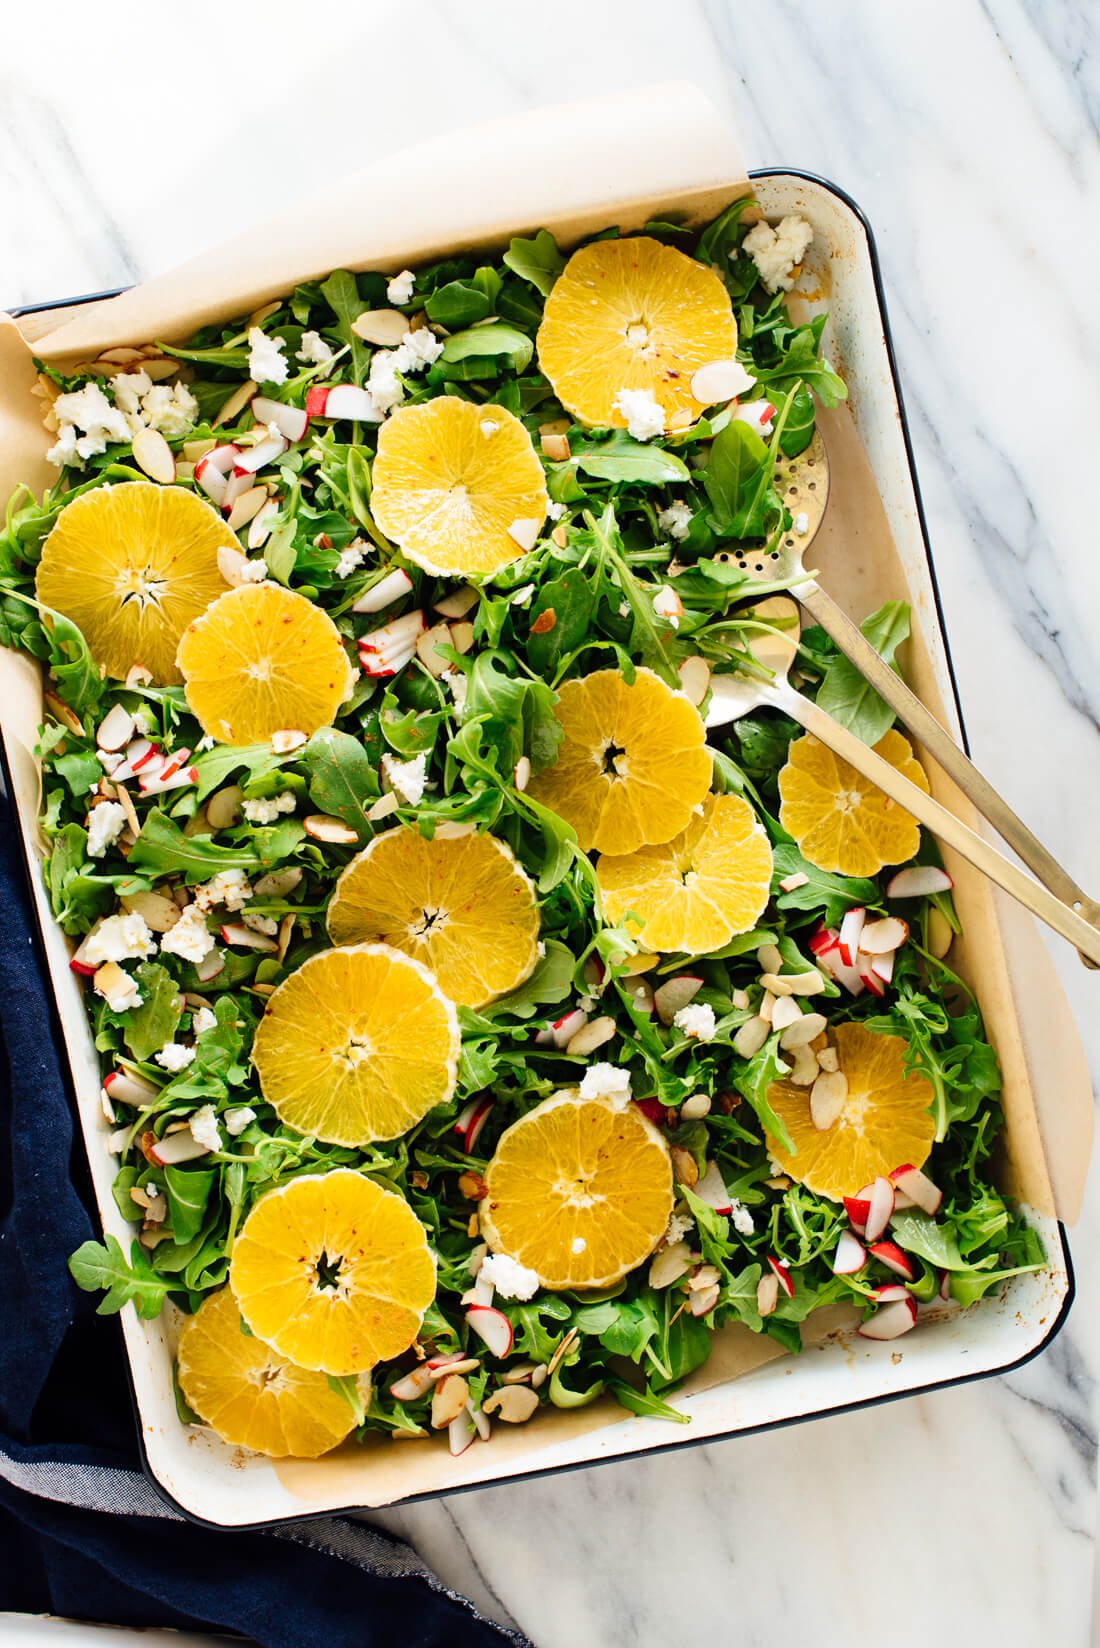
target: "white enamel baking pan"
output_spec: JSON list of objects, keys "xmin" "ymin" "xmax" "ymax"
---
[{"xmin": 2, "ymin": 165, "xmax": 1077, "ymax": 1527}]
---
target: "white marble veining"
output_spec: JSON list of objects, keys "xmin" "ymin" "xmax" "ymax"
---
[{"xmin": 3, "ymin": 1, "xmax": 1099, "ymax": 1643}]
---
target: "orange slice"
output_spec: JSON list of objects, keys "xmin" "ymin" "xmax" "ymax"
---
[
  {"xmin": 36, "ymin": 482, "xmax": 234, "ymax": 684},
  {"xmin": 766, "ymin": 1022, "xmax": 935, "ymax": 1201},
  {"xmin": 251, "ymin": 942, "xmax": 459, "ymax": 1146},
  {"xmin": 778, "ymin": 729, "xmax": 929, "ymax": 877},
  {"xmin": 536, "ymin": 236, "xmax": 738, "ymax": 429},
  {"xmin": 229, "ymin": 1169, "xmax": 436, "ymax": 1375},
  {"xmin": 370, "ymin": 398, "xmax": 548, "ymax": 578},
  {"xmin": 480, "ymin": 1090, "xmax": 673, "ymax": 1289},
  {"xmin": 525, "ymin": 667, "xmax": 712, "ymax": 855},
  {"xmin": 176, "ymin": 1285, "xmax": 359, "ymax": 1458},
  {"xmin": 598, "ymin": 792, "xmax": 773, "ymax": 953},
  {"xmin": 176, "ymin": 583, "xmax": 353, "ymax": 745},
  {"xmin": 327, "ymin": 827, "xmax": 540, "ymax": 1009}
]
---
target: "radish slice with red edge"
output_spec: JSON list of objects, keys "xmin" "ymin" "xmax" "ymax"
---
[
  {"xmin": 863, "ymin": 1176, "xmax": 895, "ymax": 1243},
  {"xmin": 832, "ymin": 1231, "xmax": 866, "ymax": 1275},
  {"xmin": 889, "ymin": 1164, "xmax": 943, "ymax": 1215},
  {"xmin": 868, "ymin": 1240, "xmax": 916, "ymax": 1280},
  {"xmin": 838, "ymin": 906, "xmax": 866, "ymax": 967},
  {"xmin": 858, "ymin": 1297, "xmax": 917, "ymax": 1340},
  {"xmin": 767, "ymin": 1256, "xmax": 794, "ymax": 1298},
  {"xmin": 465, "ymin": 1305, "xmax": 513, "ymax": 1358}
]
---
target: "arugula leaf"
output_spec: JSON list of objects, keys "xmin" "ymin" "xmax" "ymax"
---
[
  {"xmin": 193, "ymin": 743, "xmax": 283, "ymax": 803},
  {"xmin": 130, "ymin": 810, "xmax": 261, "ymax": 881},
  {"xmin": 503, "ymin": 230, "xmax": 565, "ymax": 296},
  {"xmin": 527, "ymin": 571, "xmax": 595, "ymax": 676},
  {"xmin": 298, "ymin": 727, "xmax": 379, "ymax": 843},
  {"xmin": 482, "ymin": 939, "xmax": 574, "ymax": 1020},
  {"xmin": 162, "ymin": 1165, "xmax": 217, "ymax": 1246},
  {"xmin": 48, "ymin": 611, "xmax": 108, "ymax": 716},
  {"xmin": 120, "ymin": 962, "xmax": 184, "ymax": 1061},
  {"xmin": 703, "ymin": 418, "xmax": 782, "ymax": 540},
  {"xmin": 816, "ymin": 602, "xmax": 911, "ymax": 745},
  {"xmin": 425, "ymin": 280, "xmax": 494, "ymax": 330},
  {"xmin": 732, "ymin": 1031, "xmax": 795, "ymax": 1155},
  {"xmin": 771, "ymin": 842, "xmax": 879, "ymax": 927},
  {"xmin": 69, "ymin": 1235, "xmax": 174, "ymax": 1318},
  {"xmin": 571, "ymin": 435, "xmax": 690, "ymax": 487},
  {"xmin": 440, "ymin": 325, "xmax": 533, "ymax": 374},
  {"xmin": 320, "ymin": 270, "xmax": 368, "ymax": 383}
]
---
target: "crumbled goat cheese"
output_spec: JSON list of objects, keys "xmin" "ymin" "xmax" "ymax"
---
[
  {"xmin": 334, "ymin": 541, "xmax": 366, "ymax": 578},
  {"xmin": 536, "ymin": 939, "xmax": 546, "ymax": 958},
  {"xmin": 192, "ymin": 1006, "xmax": 217, "ymax": 1035},
  {"xmin": 729, "ymin": 1199, "xmax": 755, "ymax": 1237},
  {"xmin": 248, "ymin": 328, "xmax": 289, "ymax": 386},
  {"xmin": 446, "ymin": 672, "xmax": 468, "ymax": 716},
  {"xmin": 296, "ymin": 330, "xmax": 334, "ymax": 365},
  {"xmin": 238, "ymin": 558, "xmax": 268, "ymax": 583},
  {"xmin": 366, "ymin": 350, "xmax": 405, "ymax": 415},
  {"xmin": 85, "ymin": 913, "xmax": 156, "ymax": 965},
  {"xmin": 742, "ymin": 215, "xmax": 814, "ymax": 294},
  {"xmin": 614, "ymin": 387, "xmax": 666, "ymax": 441},
  {"xmin": 381, "ymin": 752, "xmax": 427, "ymax": 805},
  {"xmin": 47, "ymin": 383, "xmax": 133, "ymax": 466},
  {"xmin": 224, "ymin": 1106, "xmax": 256, "ymax": 1137},
  {"xmin": 110, "ymin": 370, "xmax": 153, "ymax": 416},
  {"xmin": 578, "ymin": 1062, "xmax": 632, "ymax": 1108},
  {"xmin": 188, "ymin": 1104, "xmax": 221, "ymax": 1150},
  {"xmin": 546, "ymin": 500, "xmax": 567, "ymax": 521},
  {"xmin": 242, "ymin": 791, "xmax": 297, "ymax": 825},
  {"xmin": 387, "ymin": 269, "xmax": 416, "ymax": 305},
  {"xmin": 658, "ymin": 501, "xmax": 693, "ymax": 540},
  {"xmin": 86, "ymin": 802, "xmax": 127, "ymax": 859},
  {"xmin": 96, "ymin": 969, "xmax": 142, "ymax": 1012},
  {"xmin": 665, "ymin": 1212, "xmax": 696, "ymax": 1246},
  {"xmin": 479, "ymin": 1253, "xmax": 540, "ymax": 1301},
  {"xmin": 141, "ymin": 381, "xmax": 200, "ymax": 439},
  {"xmin": 155, "ymin": 1043, "xmax": 197, "ymax": 1074},
  {"xmin": 794, "ymin": 512, "xmax": 809, "ymax": 535},
  {"xmin": 674, "ymin": 1002, "xmax": 717, "ymax": 1042},
  {"xmin": 196, "ymin": 734, "xmax": 217, "ymax": 752},
  {"xmin": 193, "ymin": 869, "xmax": 252, "ymax": 914},
  {"xmin": 159, "ymin": 904, "xmax": 216, "ymax": 963},
  {"xmin": 393, "ymin": 329, "xmax": 443, "ymax": 372}
]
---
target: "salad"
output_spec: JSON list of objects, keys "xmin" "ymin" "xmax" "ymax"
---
[{"xmin": 0, "ymin": 199, "xmax": 1043, "ymax": 1462}]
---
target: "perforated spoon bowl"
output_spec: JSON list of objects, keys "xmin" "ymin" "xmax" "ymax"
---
[
  {"xmin": 718, "ymin": 431, "xmax": 1100, "ymax": 967},
  {"xmin": 705, "ymin": 596, "xmax": 1100, "ymax": 967}
]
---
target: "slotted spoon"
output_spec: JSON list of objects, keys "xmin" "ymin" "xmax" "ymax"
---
[
  {"xmin": 705, "ymin": 595, "xmax": 1100, "ymax": 968},
  {"xmin": 711, "ymin": 430, "xmax": 1100, "ymax": 967}
]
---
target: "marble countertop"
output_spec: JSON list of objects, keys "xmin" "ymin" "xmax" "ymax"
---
[{"xmin": 4, "ymin": 1, "xmax": 1099, "ymax": 1643}]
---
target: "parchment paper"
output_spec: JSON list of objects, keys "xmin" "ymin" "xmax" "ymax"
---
[{"xmin": 0, "ymin": 80, "xmax": 1089, "ymax": 1509}]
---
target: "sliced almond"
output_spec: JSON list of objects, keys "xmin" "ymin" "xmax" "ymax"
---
[
  {"xmin": 758, "ymin": 989, "xmax": 776, "ymax": 1024},
  {"xmin": 351, "ymin": 309, "xmax": 410, "ymax": 346},
  {"xmin": 779, "ymin": 1011, "xmax": 827, "ymax": 1050},
  {"xmin": 434, "ymin": 586, "xmax": 479, "ymax": 619},
  {"xmin": 248, "ymin": 300, "xmax": 282, "ymax": 328},
  {"xmin": 482, "ymin": 1385, "xmax": 539, "ymax": 1424},
  {"xmin": 174, "ymin": 461, "xmax": 195, "ymax": 483},
  {"xmin": 430, "ymin": 1375, "xmax": 469, "ymax": 1429},
  {"xmin": 514, "ymin": 755, "xmax": 531, "ymax": 792},
  {"xmin": 670, "ymin": 1146, "xmax": 699, "ymax": 1190},
  {"xmin": 183, "ymin": 437, "xmax": 216, "ymax": 464},
  {"xmin": 271, "ymin": 729, "xmax": 308, "ymax": 754},
  {"xmin": 732, "ymin": 1016, "xmax": 770, "ymax": 1059},
  {"xmin": 217, "ymin": 544, "xmax": 250, "ymax": 588},
  {"xmin": 688, "ymin": 1263, "xmax": 722, "ymax": 1292},
  {"xmin": 677, "ymin": 655, "xmax": 710, "ymax": 706},
  {"xmin": 98, "ymin": 346, "xmax": 145, "ymax": 365},
  {"xmin": 689, "ymin": 1283, "xmax": 721, "ymax": 1317},
  {"xmin": 214, "ymin": 380, "xmax": 258, "ymax": 427},
  {"xmin": 428, "ymin": 1357, "xmax": 481, "ymax": 1381},
  {"xmin": 690, "ymin": 358, "xmax": 755, "ymax": 404},
  {"xmin": 501, "ymin": 1363, "xmax": 539, "ymax": 1385},
  {"xmin": 927, "ymin": 907, "xmax": 954, "ymax": 960},
  {"xmin": 788, "ymin": 1044, "xmax": 820, "ymax": 1087},
  {"xmin": 303, "ymin": 813, "xmax": 359, "ymax": 845},
  {"xmin": 226, "ymin": 484, "xmax": 269, "ymax": 531},
  {"xmin": 277, "ymin": 913, "xmax": 296, "ymax": 964},
  {"xmin": 113, "ymin": 783, "xmax": 140, "ymax": 837},
  {"xmin": 205, "ymin": 786, "xmax": 243, "ymax": 831},
  {"xmin": 507, "ymin": 518, "xmax": 541, "ymax": 552},
  {"xmin": 680, "ymin": 1094, "xmax": 711, "ymax": 1121},
  {"xmin": 248, "ymin": 497, "xmax": 280, "ymax": 549},
  {"xmin": 432, "ymin": 821, "xmax": 477, "ymax": 840},
  {"xmin": 416, "ymin": 622, "xmax": 453, "ymax": 678},
  {"xmin": 540, "ymin": 431, "xmax": 570, "ymax": 461},
  {"xmin": 131, "ymin": 427, "xmax": 175, "ymax": 484},
  {"xmin": 810, "ymin": 1069, "xmax": 848, "ymax": 1130},
  {"xmin": 120, "ymin": 890, "xmax": 181, "ymax": 933},
  {"xmin": 448, "ymin": 620, "xmax": 475, "ymax": 655},
  {"xmin": 649, "ymin": 1241, "xmax": 695, "ymax": 1289},
  {"xmin": 551, "ymin": 524, "xmax": 568, "ymax": 549},
  {"xmin": 565, "ymin": 1014, "xmax": 616, "ymax": 1056},
  {"xmin": 366, "ymin": 792, "xmax": 400, "ymax": 822},
  {"xmin": 816, "ymin": 1045, "xmax": 840, "ymax": 1073},
  {"xmin": 760, "ymin": 969, "xmax": 824, "ymax": 997},
  {"xmin": 770, "ymin": 995, "xmax": 802, "ymax": 1033},
  {"xmin": 756, "ymin": 943, "xmax": 783, "ymax": 974},
  {"xmin": 143, "ymin": 357, "xmax": 185, "ymax": 383}
]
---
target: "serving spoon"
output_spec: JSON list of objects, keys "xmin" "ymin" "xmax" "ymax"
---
[
  {"xmin": 711, "ymin": 429, "xmax": 1100, "ymax": 968},
  {"xmin": 705, "ymin": 595, "xmax": 1100, "ymax": 968}
]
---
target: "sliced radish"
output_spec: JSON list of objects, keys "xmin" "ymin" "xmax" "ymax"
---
[
  {"xmin": 838, "ymin": 906, "xmax": 866, "ymax": 968},
  {"xmin": 251, "ymin": 395, "xmax": 308, "ymax": 442},
  {"xmin": 551, "ymin": 1007, "xmax": 587, "ymax": 1049},
  {"xmin": 817, "ymin": 947, "xmax": 867, "ymax": 997},
  {"xmin": 653, "ymin": 975, "xmax": 704, "ymax": 1027},
  {"xmin": 470, "ymin": 1404, "xmax": 492, "ymax": 1442},
  {"xmin": 104, "ymin": 1068, "xmax": 159, "ymax": 1106},
  {"xmin": 448, "ymin": 1410, "xmax": 476, "ymax": 1457},
  {"xmin": 465, "ymin": 1305, "xmax": 513, "ymax": 1358},
  {"xmin": 313, "ymin": 384, "xmax": 381, "ymax": 421},
  {"xmin": 808, "ymin": 925, "xmax": 840, "ymax": 957},
  {"xmin": 858, "ymin": 1297, "xmax": 917, "ymax": 1341},
  {"xmin": 148, "ymin": 1131, "xmax": 210, "ymax": 1166},
  {"xmin": 873, "ymin": 1283, "xmax": 910, "ymax": 1303},
  {"xmin": 454, "ymin": 1095, "xmax": 493, "ymax": 1153},
  {"xmin": 359, "ymin": 645, "xmax": 416, "ymax": 678},
  {"xmin": 843, "ymin": 1194, "xmax": 871, "ymax": 1235},
  {"xmin": 859, "ymin": 917, "xmax": 908, "ymax": 955},
  {"xmin": 233, "ymin": 432, "xmax": 288, "ymax": 475},
  {"xmin": 471, "ymin": 1272, "xmax": 495, "ymax": 1308},
  {"xmin": 352, "ymin": 568, "xmax": 415, "ymax": 614},
  {"xmin": 832, "ymin": 1231, "xmax": 866, "ymax": 1275},
  {"xmin": 869, "ymin": 950, "xmax": 895, "ymax": 985},
  {"xmin": 863, "ymin": 1177, "xmax": 895, "ymax": 1243},
  {"xmin": 694, "ymin": 1160, "xmax": 733, "ymax": 1216},
  {"xmin": 194, "ymin": 444, "xmax": 241, "ymax": 506},
  {"xmin": 359, "ymin": 610, "xmax": 425, "ymax": 653},
  {"xmin": 868, "ymin": 1240, "xmax": 916, "ymax": 1280},
  {"xmin": 139, "ymin": 764, "xmax": 198, "ymax": 797},
  {"xmin": 889, "ymin": 1164, "xmax": 943, "ymax": 1215},
  {"xmin": 767, "ymin": 1256, "xmax": 794, "ymax": 1299},
  {"xmin": 110, "ymin": 738, "xmax": 161, "ymax": 783},
  {"xmin": 939, "ymin": 1270, "xmax": 952, "ymax": 1302},
  {"xmin": 389, "ymin": 1364, "xmax": 435, "ymax": 1402},
  {"xmin": 886, "ymin": 866, "xmax": 954, "ymax": 899},
  {"xmin": 222, "ymin": 470, "xmax": 255, "ymax": 511},
  {"xmin": 858, "ymin": 962, "xmax": 887, "ymax": 999},
  {"xmin": 220, "ymin": 922, "xmax": 279, "ymax": 952}
]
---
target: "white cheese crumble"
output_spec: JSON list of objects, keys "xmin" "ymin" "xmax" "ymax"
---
[
  {"xmin": 242, "ymin": 791, "xmax": 297, "ymax": 825},
  {"xmin": 665, "ymin": 1212, "xmax": 695, "ymax": 1246},
  {"xmin": 741, "ymin": 215, "xmax": 814, "ymax": 294},
  {"xmin": 86, "ymin": 802, "xmax": 127, "ymax": 859},
  {"xmin": 193, "ymin": 869, "xmax": 252, "ymax": 914},
  {"xmin": 381, "ymin": 752, "xmax": 427, "ymax": 806},
  {"xmin": 238, "ymin": 558, "xmax": 269, "ymax": 583},
  {"xmin": 657, "ymin": 501, "xmax": 693, "ymax": 540},
  {"xmin": 296, "ymin": 330, "xmax": 334, "ymax": 365},
  {"xmin": 224, "ymin": 1106, "xmax": 256, "ymax": 1137},
  {"xmin": 247, "ymin": 328, "xmax": 289, "ymax": 386},
  {"xmin": 674, "ymin": 1002, "xmax": 717, "ymax": 1042},
  {"xmin": 84, "ymin": 913, "xmax": 156, "ymax": 965},
  {"xmin": 159, "ymin": 904, "xmax": 215, "ymax": 964},
  {"xmin": 334, "ymin": 541, "xmax": 366, "ymax": 578},
  {"xmin": 614, "ymin": 387, "xmax": 666, "ymax": 441},
  {"xmin": 387, "ymin": 269, "xmax": 415, "ymax": 305},
  {"xmin": 141, "ymin": 382, "xmax": 200, "ymax": 439},
  {"xmin": 445, "ymin": 671, "xmax": 468, "ymax": 716},
  {"xmin": 479, "ymin": 1253, "xmax": 540, "ymax": 1301},
  {"xmin": 729, "ymin": 1199, "xmax": 755, "ymax": 1237},
  {"xmin": 578, "ymin": 1062, "xmax": 632, "ymax": 1108},
  {"xmin": 47, "ymin": 383, "xmax": 133, "ymax": 466},
  {"xmin": 365, "ymin": 350, "xmax": 405, "ymax": 415},
  {"xmin": 393, "ymin": 328, "xmax": 443, "ymax": 372},
  {"xmin": 192, "ymin": 1005, "xmax": 217, "ymax": 1035},
  {"xmin": 546, "ymin": 500, "xmax": 567, "ymax": 521},
  {"xmin": 188, "ymin": 1104, "xmax": 222, "ymax": 1150},
  {"xmin": 155, "ymin": 1043, "xmax": 196, "ymax": 1073},
  {"xmin": 95, "ymin": 968, "xmax": 142, "ymax": 1012}
]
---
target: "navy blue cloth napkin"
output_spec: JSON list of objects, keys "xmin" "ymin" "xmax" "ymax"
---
[{"xmin": 0, "ymin": 788, "xmax": 527, "ymax": 1647}]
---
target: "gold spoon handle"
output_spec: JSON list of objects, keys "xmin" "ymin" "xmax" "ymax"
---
[
  {"xmin": 797, "ymin": 577, "xmax": 1100, "ymax": 969},
  {"xmin": 767, "ymin": 677, "xmax": 1100, "ymax": 968}
]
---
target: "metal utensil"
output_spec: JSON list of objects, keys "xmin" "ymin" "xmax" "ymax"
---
[
  {"xmin": 705, "ymin": 595, "xmax": 1100, "ymax": 967},
  {"xmin": 714, "ymin": 430, "xmax": 1100, "ymax": 967}
]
